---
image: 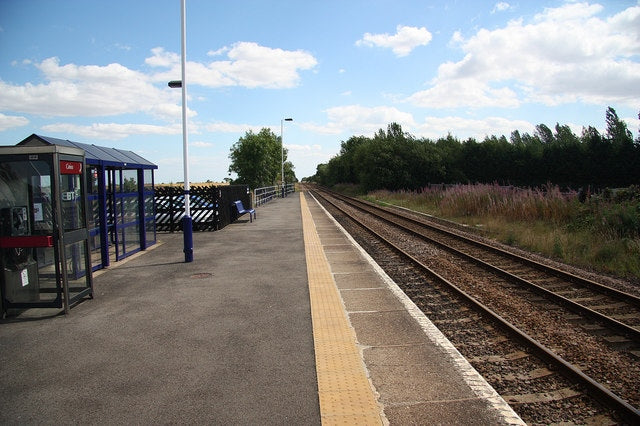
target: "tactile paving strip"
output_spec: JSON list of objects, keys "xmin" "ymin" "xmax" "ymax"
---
[{"xmin": 301, "ymin": 193, "xmax": 384, "ymax": 425}]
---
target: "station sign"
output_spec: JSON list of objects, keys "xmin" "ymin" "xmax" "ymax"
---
[{"xmin": 60, "ymin": 161, "xmax": 83, "ymax": 175}]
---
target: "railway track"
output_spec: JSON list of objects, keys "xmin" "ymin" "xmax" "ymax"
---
[
  {"xmin": 327, "ymin": 188, "xmax": 640, "ymax": 343},
  {"xmin": 309, "ymin": 186, "xmax": 640, "ymax": 424}
]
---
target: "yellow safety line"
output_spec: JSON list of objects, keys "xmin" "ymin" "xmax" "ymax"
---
[{"xmin": 301, "ymin": 193, "xmax": 383, "ymax": 425}]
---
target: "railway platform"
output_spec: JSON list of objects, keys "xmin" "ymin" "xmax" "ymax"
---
[{"xmin": 0, "ymin": 191, "xmax": 523, "ymax": 425}]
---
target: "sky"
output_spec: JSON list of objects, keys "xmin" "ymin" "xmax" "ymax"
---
[{"xmin": 1, "ymin": 0, "xmax": 639, "ymax": 184}]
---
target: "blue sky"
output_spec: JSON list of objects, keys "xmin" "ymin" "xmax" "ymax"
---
[{"xmin": 1, "ymin": 0, "xmax": 639, "ymax": 184}]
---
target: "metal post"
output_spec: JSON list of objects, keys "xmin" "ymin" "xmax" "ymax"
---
[
  {"xmin": 281, "ymin": 117, "xmax": 292, "ymax": 197},
  {"xmin": 281, "ymin": 119, "xmax": 284, "ymax": 197},
  {"xmin": 180, "ymin": 0, "xmax": 193, "ymax": 262}
]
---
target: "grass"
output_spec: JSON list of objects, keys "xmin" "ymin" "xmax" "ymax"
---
[{"xmin": 366, "ymin": 184, "xmax": 640, "ymax": 280}]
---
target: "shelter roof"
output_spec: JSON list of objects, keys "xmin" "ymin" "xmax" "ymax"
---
[{"xmin": 17, "ymin": 134, "xmax": 157, "ymax": 169}]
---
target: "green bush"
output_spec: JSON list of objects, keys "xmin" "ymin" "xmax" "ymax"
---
[
  {"xmin": 369, "ymin": 184, "xmax": 640, "ymax": 279},
  {"xmin": 598, "ymin": 203, "xmax": 640, "ymax": 239}
]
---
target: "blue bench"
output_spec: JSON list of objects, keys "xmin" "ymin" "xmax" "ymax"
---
[{"xmin": 233, "ymin": 200, "xmax": 256, "ymax": 222}]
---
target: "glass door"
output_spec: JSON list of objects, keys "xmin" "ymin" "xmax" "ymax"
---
[
  {"xmin": 87, "ymin": 165, "xmax": 103, "ymax": 271},
  {"xmin": 56, "ymin": 155, "xmax": 93, "ymax": 311},
  {"xmin": 0, "ymin": 153, "xmax": 60, "ymax": 311}
]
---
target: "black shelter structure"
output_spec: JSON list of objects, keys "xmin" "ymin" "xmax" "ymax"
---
[{"xmin": 16, "ymin": 134, "xmax": 158, "ymax": 273}]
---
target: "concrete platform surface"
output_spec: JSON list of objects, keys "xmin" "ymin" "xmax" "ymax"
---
[
  {"xmin": 0, "ymin": 193, "xmax": 319, "ymax": 425},
  {"xmin": 0, "ymin": 191, "xmax": 523, "ymax": 425}
]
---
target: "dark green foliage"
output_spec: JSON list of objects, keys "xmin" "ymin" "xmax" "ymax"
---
[
  {"xmin": 228, "ymin": 128, "xmax": 297, "ymax": 189},
  {"xmin": 311, "ymin": 107, "xmax": 640, "ymax": 191},
  {"xmin": 569, "ymin": 185, "xmax": 640, "ymax": 240}
]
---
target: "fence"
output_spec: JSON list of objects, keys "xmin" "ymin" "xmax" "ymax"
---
[
  {"xmin": 254, "ymin": 185, "xmax": 278, "ymax": 206},
  {"xmin": 283, "ymin": 183, "xmax": 295, "ymax": 195},
  {"xmin": 253, "ymin": 184, "xmax": 296, "ymax": 207},
  {"xmin": 155, "ymin": 184, "xmax": 251, "ymax": 232}
]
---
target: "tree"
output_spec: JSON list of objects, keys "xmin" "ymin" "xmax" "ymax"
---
[
  {"xmin": 311, "ymin": 107, "xmax": 639, "ymax": 190},
  {"xmin": 228, "ymin": 128, "xmax": 295, "ymax": 189},
  {"xmin": 605, "ymin": 106, "xmax": 633, "ymax": 144},
  {"xmin": 282, "ymin": 159, "xmax": 298, "ymax": 184},
  {"xmin": 435, "ymin": 134, "xmax": 466, "ymax": 183},
  {"xmin": 337, "ymin": 135, "xmax": 368, "ymax": 184},
  {"xmin": 605, "ymin": 106, "xmax": 636, "ymax": 186},
  {"xmin": 535, "ymin": 124, "xmax": 554, "ymax": 145},
  {"xmin": 354, "ymin": 123, "xmax": 425, "ymax": 191}
]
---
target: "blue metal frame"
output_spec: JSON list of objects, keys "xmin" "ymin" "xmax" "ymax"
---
[{"xmin": 17, "ymin": 135, "xmax": 158, "ymax": 273}]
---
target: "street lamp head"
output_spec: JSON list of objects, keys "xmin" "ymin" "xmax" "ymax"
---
[
  {"xmin": 168, "ymin": 80, "xmax": 183, "ymax": 88},
  {"xmin": 284, "ymin": 118, "xmax": 293, "ymax": 121}
]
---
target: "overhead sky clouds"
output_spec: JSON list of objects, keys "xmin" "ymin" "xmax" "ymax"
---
[
  {"xmin": 408, "ymin": 3, "xmax": 640, "ymax": 109},
  {"xmin": 356, "ymin": 25, "xmax": 433, "ymax": 57},
  {"xmin": 149, "ymin": 42, "xmax": 318, "ymax": 89},
  {"xmin": 0, "ymin": 1, "xmax": 638, "ymax": 183}
]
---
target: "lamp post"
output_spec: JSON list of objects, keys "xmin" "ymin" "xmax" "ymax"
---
[
  {"xmin": 281, "ymin": 117, "xmax": 293, "ymax": 197},
  {"xmin": 168, "ymin": 0, "xmax": 193, "ymax": 262}
]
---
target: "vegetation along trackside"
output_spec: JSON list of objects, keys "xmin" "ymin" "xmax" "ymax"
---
[{"xmin": 309, "ymin": 107, "xmax": 640, "ymax": 279}]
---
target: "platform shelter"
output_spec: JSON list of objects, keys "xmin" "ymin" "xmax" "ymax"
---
[{"xmin": 17, "ymin": 134, "xmax": 158, "ymax": 272}]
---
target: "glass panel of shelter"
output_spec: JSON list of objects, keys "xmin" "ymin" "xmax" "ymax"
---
[
  {"xmin": 31, "ymin": 166, "xmax": 58, "ymax": 303},
  {"xmin": 143, "ymin": 168, "xmax": 156, "ymax": 247},
  {"xmin": 113, "ymin": 169, "xmax": 139, "ymax": 259},
  {"xmin": 57, "ymin": 155, "xmax": 93, "ymax": 310},
  {"xmin": 87, "ymin": 165, "xmax": 102, "ymax": 270},
  {"xmin": 105, "ymin": 168, "xmax": 119, "ymax": 263},
  {"xmin": 85, "ymin": 165, "xmax": 155, "ymax": 271}
]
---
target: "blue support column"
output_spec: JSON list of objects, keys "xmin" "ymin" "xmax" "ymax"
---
[
  {"xmin": 98, "ymin": 166, "xmax": 109, "ymax": 267},
  {"xmin": 182, "ymin": 215, "xmax": 193, "ymax": 262},
  {"xmin": 138, "ymin": 169, "xmax": 147, "ymax": 251}
]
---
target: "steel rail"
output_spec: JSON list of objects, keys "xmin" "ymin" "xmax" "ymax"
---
[
  {"xmin": 329, "ymin": 187, "xmax": 640, "ymax": 308},
  {"xmin": 323, "ymin": 189, "xmax": 640, "ymax": 342},
  {"xmin": 311, "ymin": 189, "xmax": 640, "ymax": 423}
]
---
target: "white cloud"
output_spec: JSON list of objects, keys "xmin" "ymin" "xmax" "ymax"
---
[
  {"xmin": 40, "ymin": 122, "xmax": 181, "ymax": 140},
  {"xmin": 210, "ymin": 42, "xmax": 317, "ymax": 88},
  {"xmin": 313, "ymin": 105, "xmax": 416, "ymax": 135},
  {"xmin": 304, "ymin": 105, "xmax": 538, "ymax": 143},
  {"xmin": 205, "ymin": 122, "xmax": 264, "ymax": 133},
  {"xmin": 356, "ymin": 25, "xmax": 433, "ymax": 57},
  {"xmin": 298, "ymin": 122, "xmax": 344, "ymax": 135},
  {"xmin": 191, "ymin": 141, "xmax": 213, "ymax": 148},
  {"xmin": 492, "ymin": 2, "xmax": 511, "ymax": 14},
  {"xmin": 0, "ymin": 42, "xmax": 317, "ymax": 123},
  {"xmin": 0, "ymin": 113, "xmax": 29, "ymax": 131},
  {"xmin": 114, "ymin": 43, "xmax": 132, "ymax": 51},
  {"xmin": 415, "ymin": 116, "xmax": 535, "ymax": 140},
  {"xmin": 155, "ymin": 154, "xmax": 232, "ymax": 184},
  {"xmin": 407, "ymin": 3, "xmax": 640, "ymax": 108},
  {"xmin": 207, "ymin": 46, "xmax": 229, "ymax": 57},
  {"xmin": 287, "ymin": 144, "xmax": 332, "ymax": 179},
  {"xmin": 0, "ymin": 57, "xmax": 182, "ymax": 120},
  {"xmin": 145, "ymin": 47, "xmax": 180, "ymax": 68},
  {"xmin": 536, "ymin": 2, "xmax": 603, "ymax": 22},
  {"xmin": 11, "ymin": 59, "xmax": 32, "ymax": 67},
  {"xmin": 285, "ymin": 144, "xmax": 318, "ymax": 152},
  {"xmin": 407, "ymin": 78, "xmax": 520, "ymax": 108},
  {"xmin": 623, "ymin": 115, "xmax": 640, "ymax": 136},
  {"xmin": 150, "ymin": 42, "xmax": 318, "ymax": 89}
]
